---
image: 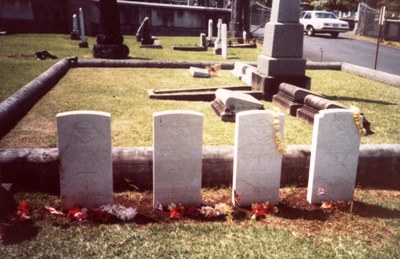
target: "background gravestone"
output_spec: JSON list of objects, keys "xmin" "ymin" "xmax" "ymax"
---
[
  {"xmin": 57, "ymin": 111, "xmax": 113, "ymax": 210},
  {"xmin": 252, "ymin": 0, "xmax": 310, "ymax": 101},
  {"xmin": 93, "ymin": 0, "xmax": 129, "ymax": 59},
  {"xmin": 233, "ymin": 110, "xmax": 284, "ymax": 205},
  {"xmin": 307, "ymin": 109, "xmax": 361, "ymax": 204},
  {"xmin": 229, "ymin": 0, "xmax": 250, "ymax": 38},
  {"xmin": 153, "ymin": 110, "xmax": 203, "ymax": 207},
  {"xmin": 221, "ymin": 24, "xmax": 228, "ymax": 59}
]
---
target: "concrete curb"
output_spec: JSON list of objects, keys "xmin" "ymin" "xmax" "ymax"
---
[
  {"xmin": 1, "ymin": 144, "xmax": 399, "ymax": 193},
  {"xmin": 341, "ymin": 62, "xmax": 400, "ymax": 87},
  {"xmin": 0, "ymin": 59, "xmax": 70, "ymax": 138}
]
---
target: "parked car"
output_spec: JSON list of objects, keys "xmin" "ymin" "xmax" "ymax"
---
[{"xmin": 299, "ymin": 11, "xmax": 350, "ymax": 38}]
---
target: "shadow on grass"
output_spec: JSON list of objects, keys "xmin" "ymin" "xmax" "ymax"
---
[
  {"xmin": 352, "ymin": 201, "xmax": 400, "ymax": 219},
  {"xmin": 323, "ymin": 95, "xmax": 398, "ymax": 105},
  {"xmin": 128, "ymin": 56, "xmax": 152, "ymax": 60},
  {"xmin": 1, "ymin": 221, "xmax": 39, "ymax": 245},
  {"xmin": 277, "ymin": 203, "xmax": 330, "ymax": 221}
]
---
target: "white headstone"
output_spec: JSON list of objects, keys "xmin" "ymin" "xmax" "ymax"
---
[
  {"xmin": 189, "ymin": 67, "xmax": 211, "ymax": 78},
  {"xmin": 208, "ymin": 19, "xmax": 213, "ymax": 42},
  {"xmin": 57, "ymin": 111, "xmax": 113, "ymax": 210},
  {"xmin": 307, "ymin": 109, "xmax": 361, "ymax": 204},
  {"xmin": 221, "ymin": 23, "xmax": 228, "ymax": 59},
  {"xmin": 215, "ymin": 18, "xmax": 223, "ymax": 49},
  {"xmin": 153, "ymin": 110, "xmax": 203, "ymax": 207},
  {"xmin": 72, "ymin": 14, "xmax": 78, "ymax": 32},
  {"xmin": 243, "ymin": 31, "xmax": 247, "ymax": 42},
  {"xmin": 79, "ymin": 8, "xmax": 86, "ymax": 42},
  {"xmin": 233, "ymin": 110, "xmax": 284, "ymax": 206}
]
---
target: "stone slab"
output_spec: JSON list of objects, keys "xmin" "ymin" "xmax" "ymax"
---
[
  {"xmin": 153, "ymin": 110, "xmax": 203, "ymax": 207},
  {"xmin": 57, "ymin": 111, "xmax": 113, "ymax": 210},
  {"xmin": 307, "ymin": 109, "xmax": 361, "ymax": 204},
  {"xmin": 189, "ymin": 66, "xmax": 211, "ymax": 78},
  {"xmin": 262, "ymin": 23, "xmax": 304, "ymax": 58},
  {"xmin": 216, "ymin": 88, "xmax": 263, "ymax": 113},
  {"xmin": 233, "ymin": 110, "xmax": 284, "ymax": 205}
]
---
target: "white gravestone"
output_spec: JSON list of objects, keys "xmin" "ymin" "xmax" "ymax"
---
[
  {"xmin": 307, "ymin": 109, "xmax": 361, "ymax": 204},
  {"xmin": 233, "ymin": 110, "xmax": 284, "ymax": 206},
  {"xmin": 79, "ymin": 8, "xmax": 87, "ymax": 43},
  {"xmin": 72, "ymin": 14, "xmax": 78, "ymax": 33},
  {"xmin": 221, "ymin": 23, "xmax": 228, "ymax": 59},
  {"xmin": 208, "ymin": 19, "xmax": 213, "ymax": 43},
  {"xmin": 153, "ymin": 110, "xmax": 203, "ymax": 207},
  {"xmin": 243, "ymin": 31, "xmax": 247, "ymax": 42},
  {"xmin": 57, "ymin": 111, "xmax": 113, "ymax": 210},
  {"xmin": 215, "ymin": 18, "xmax": 222, "ymax": 49},
  {"xmin": 189, "ymin": 66, "xmax": 211, "ymax": 78}
]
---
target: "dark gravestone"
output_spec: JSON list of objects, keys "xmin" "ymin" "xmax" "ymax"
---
[
  {"xmin": 136, "ymin": 17, "xmax": 155, "ymax": 45},
  {"xmin": 273, "ymin": 83, "xmax": 320, "ymax": 116},
  {"xmin": 229, "ymin": 0, "xmax": 250, "ymax": 38},
  {"xmin": 93, "ymin": 0, "xmax": 129, "ymax": 59},
  {"xmin": 296, "ymin": 95, "xmax": 346, "ymax": 125}
]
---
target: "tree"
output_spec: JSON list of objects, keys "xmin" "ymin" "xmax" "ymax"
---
[{"xmin": 308, "ymin": 0, "xmax": 360, "ymax": 12}]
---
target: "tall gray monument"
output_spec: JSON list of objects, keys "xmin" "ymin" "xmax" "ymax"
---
[{"xmin": 252, "ymin": 0, "xmax": 311, "ymax": 101}]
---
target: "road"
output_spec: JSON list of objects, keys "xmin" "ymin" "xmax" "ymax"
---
[
  {"xmin": 303, "ymin": 33, "xmax": 400, "ymax": 76},
  {"xmin": 252, "ymin": 26, "xmax": 400, "ymax": 76}
]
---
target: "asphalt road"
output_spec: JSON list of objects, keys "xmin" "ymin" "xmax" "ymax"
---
[
  {"xmin": 303, "ymin": 33, "xmax": 400, "ymax": 76},
  {"xmin": 252, "ymin": 26, "xmax": 400, "ymax": 76}
]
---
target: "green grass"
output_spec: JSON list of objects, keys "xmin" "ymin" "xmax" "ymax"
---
[{"xmin": 1, "ymin": 67, "xmax": 399, "ymax": 147}]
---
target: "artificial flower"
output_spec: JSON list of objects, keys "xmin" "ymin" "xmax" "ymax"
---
[
  {"xmin": 168, "ymin": 203, "xmax": 184, "ymax": 219},
  {"xmin": 16, "ymin": 201, "xmax": 31, "ymax": 221},
  {"xmin": 251, "ymin": 202, "xmax": 278, "ymax": 220},
  {"xmin": 44, "ymin": 205, "xmax": 64, "ymax": 216},
  {"xmin": 97, "ymin": 204, "xmax": 137, "ymax": 221}
]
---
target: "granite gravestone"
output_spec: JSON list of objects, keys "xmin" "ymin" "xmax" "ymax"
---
[
  {"xmin": 233, "ymin": 110, "xmax": 284, "ymax": 205},
  {"xmin": 153, "ymin": 111, "xmax": 203, "ymax": 207},
  {"xmin": 221, "ymin": 24, "xmax": 228, "ymax": 59},
  {"xmin": 208, "ymin": 19, "xmax": 213, "ymax": 45},
  {"xmin": 78, "ymin": 8, "xmax": 89, "ymax": 48},
  {"xmin": 93, "ymin": 0, "xmax": 129, "ymax": 59},
  {"xmin": 307, "ymin": 109, "xmax": 361, "ymax": 204},
  {"xmin": 57, "ymin": 111, "xmax": 113, "ymax": 210},
  {"xmin": 213, "ymin": 18, "xmax": 223, "ymax": 55},
  {"xmin": 70, "ymin": 14, "xmax": 80, "ymax": 40},
  {"xmin": 253, "ymin": 0, "xmax": 310, "ymax": 101}
]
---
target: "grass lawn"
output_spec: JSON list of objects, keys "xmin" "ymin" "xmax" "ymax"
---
[{"xmin": 0, "ymin": 34, "xmax": 399, "ymax": 257}]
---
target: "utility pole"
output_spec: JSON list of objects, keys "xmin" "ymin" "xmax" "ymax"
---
[{"xmin": 374, "ymin": 5, "xmax": 385, "ymax": 70}]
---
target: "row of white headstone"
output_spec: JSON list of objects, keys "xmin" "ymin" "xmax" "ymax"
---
[{"xmin": 57, "ymin": 108, "xmax": 361, "ymax": 210}]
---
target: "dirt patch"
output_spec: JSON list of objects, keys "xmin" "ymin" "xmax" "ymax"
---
[{"xmin": 2, "ymin": 187, "xmax": 399, "ymax": 245}]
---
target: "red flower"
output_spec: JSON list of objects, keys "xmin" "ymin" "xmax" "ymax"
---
[
  {"xmin": 17, "ymin": 201, "xmax": 30, "ymax": 215},
  {"xmin": 251, "ymin": 203, "xmax": 267, "ymax": 216},
  {"xmin": 169, "ymin": 204, "xmax": 185, "ymax": 219},
  {"xmin": 67, "ymin": 207, "xmax": 81, "ymax": 220}
]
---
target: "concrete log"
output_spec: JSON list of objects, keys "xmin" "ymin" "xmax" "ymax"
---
[{"xmin": 1, "ymin": 144, "xmax": 399, "ymax": 193}]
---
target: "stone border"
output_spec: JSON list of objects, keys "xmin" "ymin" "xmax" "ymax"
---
[
  {"xmin": 0, "ymin": 144, "xmax": 398, "ymax": 192},
  {"xmin": 0, "ymin": 58, "xmax": 399, "ymax": 192}
]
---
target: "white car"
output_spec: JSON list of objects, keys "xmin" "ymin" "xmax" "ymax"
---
[{"xmin": 299, "ymin": 11, "xmax": 350, "ymax": 38}]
